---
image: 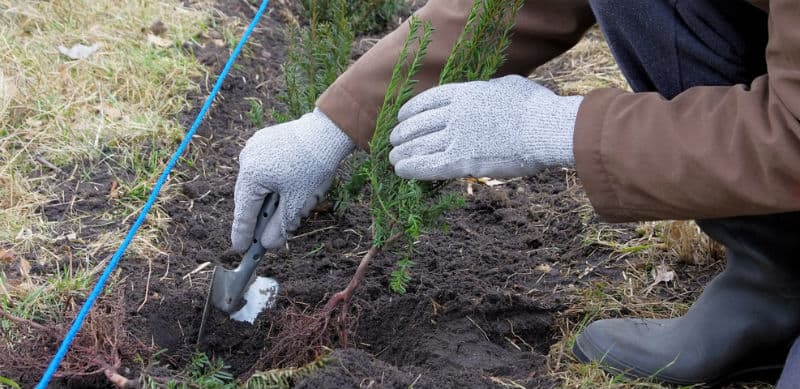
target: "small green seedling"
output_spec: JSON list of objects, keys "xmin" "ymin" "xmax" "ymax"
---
[
  {"xmin": 245, "ymin": 97, "xmax": 265, "ymax": 128},
  {"xmin": 300, "ymin": 0, "xmax": 406, "ymax": 35}
]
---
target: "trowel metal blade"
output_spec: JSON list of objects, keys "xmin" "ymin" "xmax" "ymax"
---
[
  {"xmin": 228, "ymin": 276, "xmax": 279, "ymax": 323},
  {"xmin": 197, "ymin": 266, "xmax": 219, "ymax": 345},
  {"xmin": 197, "ymin": 268, "xmax": 280, "ymax": 345},
  {"xmin": 208, "ymin": 265, "xmax": 247, "ymax": 313},
  {"xmin": 209, "ymin": 267, "xmax": 279, "ymax": 318}
]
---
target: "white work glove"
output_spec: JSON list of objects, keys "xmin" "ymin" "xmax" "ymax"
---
[
  {"xmin": 232, "ymin": 108, "xmax": 354, "ymax": 251},
  {"xmin": 389, "ymin": 74, "xmax": 583, "ymax": 180}
]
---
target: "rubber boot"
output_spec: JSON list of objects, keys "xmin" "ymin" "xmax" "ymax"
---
[{"xmin": 572, "ymin": 212, "xmax": 800, "ymax": 386}]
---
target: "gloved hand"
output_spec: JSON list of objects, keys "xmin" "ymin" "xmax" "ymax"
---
[
  {"xmin": 232, "ymin": 108, "xmax": 354, "ymax": 251},
  {"xmin": 388, "ymin": 74, "xmax": 583, "ymax": 180}
]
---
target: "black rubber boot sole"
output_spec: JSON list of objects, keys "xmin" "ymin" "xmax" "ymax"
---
[{"xmin": 571, "ymin": 340, "xmax": 784, "ymax": 388}]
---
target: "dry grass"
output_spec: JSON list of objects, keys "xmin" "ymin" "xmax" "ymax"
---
[
  {"xmin": 530, "ymin": 27, "xmax": 630, "ymax": 95},
  {"xmin": 532, "ymin": 28, "xmax": 769, "ymax": 389},
  {"xmin": 0, "ymin": 1, "xmax": 233, "ymax": 382},
  {"xmin": 0, "ymin": 0, "xmax": 222, "ymax": 260},
  {"xmin": 0, "ymin": 6, "xmax": 769, "ymax": 387}
]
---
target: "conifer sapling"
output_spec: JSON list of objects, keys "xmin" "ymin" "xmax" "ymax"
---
[{"xmin": 265, "ymin": 0, "xmax": 524, "ymax": 367}]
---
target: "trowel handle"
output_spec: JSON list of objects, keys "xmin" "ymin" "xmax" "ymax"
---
[{"xmin": 239, "ymin": 193, "xmax": 280, "ymax": 273}]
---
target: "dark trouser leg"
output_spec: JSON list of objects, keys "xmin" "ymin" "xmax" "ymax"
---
[
  {"xmin": 777, "ymin": 337, "xmax": 800, "ymax": 389},
  {"xmin": 573, "ymin": 0, "xmax": 800, "ymax": 386},
  {"xmin": 591, "ymin": 0, "xmax": 767, "ymax": 97}
]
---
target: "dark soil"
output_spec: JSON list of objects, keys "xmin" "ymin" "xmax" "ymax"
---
[
  {"xmin": 149, "ymin": 165, "xmax": 608, "ymax": 389},
  {"xmin": 10, "ymin": 1, "xmax": 725, "ymax": 388},
  {"xmin": 107, "ymin": 0, "xmax": 633, "ymax": 385},
  {"xmin": 108, "ymin": 1, "xmax": 620, "ymax": 387}
]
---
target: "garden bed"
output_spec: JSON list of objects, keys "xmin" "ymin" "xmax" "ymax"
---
[
  {"xmin": 2, "ymin": 0, "xmax": 744, "ymax": 388},
  {"xmin": 119, "ymin": 1, "xmax": 629, "ymax": 387}
]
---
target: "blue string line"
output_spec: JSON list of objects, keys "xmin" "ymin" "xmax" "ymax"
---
[{"xmin": 36, "ymin": 0, "xmax": 271, "ymax": 386}]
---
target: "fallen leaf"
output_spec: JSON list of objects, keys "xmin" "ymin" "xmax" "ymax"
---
[
  {"xmin": 651, "ymin": 264, "xmax": 675, "ymax": 283},
  {"xmin": 98, "ymin": 103, "xmax": 122, "ymax": 120},
  {"xmin": 664, "ymin": 220, "xmax": 686, "ymax": 242},
  {"xmin": 0, "ymin": 249, "xmax": 13, "ymax": 263},
  {"xmin": 58, "ymin": 43, "xmax": 100, "ymax": 60},
  {"xmin": 465, "ymin": 177, "xmax": 508, "ymax": 187},
  {"xmin": 109, "ymin": 181, "xmax": 119, "ymax": 199},
  {"xmin": 19, "ymin": 258, "xmax": 30, "ymax": 278},
  {"xmin": 644, "ymin": 264, "xmax": 676, "ymax": 294},
  {"xmin": 147, "ymin": 34, "xmax": 172, "ymax": 48}
]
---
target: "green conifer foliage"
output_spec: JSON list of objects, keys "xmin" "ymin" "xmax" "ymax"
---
[
  {"xmin": 272, "ymin": 0, "xmax": 353, "ymax": 123},
  {"xmin": 259, "ymin": 1, "xmax": 526, "ymax": 368},
  {"xmin": 365, "ymin": 0, "xmax": 525, "ymax": 293},
  {"xmin": 300, "ymin": 0, "xmax": 406, "ymax": 35}
]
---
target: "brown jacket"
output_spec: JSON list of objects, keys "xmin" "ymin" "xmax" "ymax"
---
[{"xmin": 316, "ymin": 0, "xmax": 800, "ymax": 223}]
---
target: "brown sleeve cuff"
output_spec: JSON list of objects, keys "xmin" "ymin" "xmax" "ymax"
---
[
  {"xmin": 573, "ymin": 88, "xmax": 629, "ymax": 223},
  {"xmin": 317, "ymin": 83, "xmax": 377, "ymax": 151}
]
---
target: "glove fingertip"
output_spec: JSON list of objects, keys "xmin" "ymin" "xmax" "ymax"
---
[
  {"xmin": 397, "ymin": 91, "xmax": 427, "ymax": 121},
  {"xmin": 397, "ymin": 86, "xmax": 452, "ymax": 123},
  {"xmin": 394, "ymin": 161, "xmax": 418, "ymax": 180},
  {"xmin": 231, "ymin": 212, "xmax": 258, "ymax": 253},
  {"xmin": 389, "ymin": 123, "xmax": 406, "ymax": 146},
  {"xmin": 230, "ymin": 234, "xmax": 250, "ymax": 253},
  {"xmin": 388, "ymin": 147, "xmax": 401, "ymax": 166},
  {"xmin": 260, "ymin": 203, "xmax": 286, "ymax": 249},
  {"xmin": 396, "ymin": 154, "xmax": 455, "ymax": 181},
  {"xmin": 397, "ymin": 101, "xmax": 416, "ymax": 123}
]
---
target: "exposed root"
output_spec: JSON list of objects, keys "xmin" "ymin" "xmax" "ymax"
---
[
  {"xmin": 257, "ymin": 302, "xmax": 340, "ymax": 371},
  {"xmin": 0, "ymin": 288, "xmax": 151, "ymax": 385},
  {"xmin": 261, "ymin": 233, "xmax": 401, "ymax": 369}
]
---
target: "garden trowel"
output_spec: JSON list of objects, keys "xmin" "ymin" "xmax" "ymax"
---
[{"xmin": 197, "ymin": 193, "xmax": 280, "ymax": 344}]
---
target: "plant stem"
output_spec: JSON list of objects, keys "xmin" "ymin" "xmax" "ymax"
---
[
  {"xmin": 323, "ymin": 232, "xmax": 403, "ymax": 312},
  {"xmin": 320, "ymin": 232, "xmax": 402, "ymax": 346},
  {"xmin": 322, "ymin": 244, "xmax": 379, "ymax": 312}
]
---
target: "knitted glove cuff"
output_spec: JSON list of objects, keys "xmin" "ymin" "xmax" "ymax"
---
[
  {"xmin": 310, "ymin": 108, "xmax": 356, "ymax": 164},
  {"xmin": 538, "ymin": 94, "xmax": 582, "ymax": 168}
]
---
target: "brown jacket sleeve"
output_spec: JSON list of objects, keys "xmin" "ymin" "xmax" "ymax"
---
[
  {"xmin": 316, "ymin": 0, "xmax": 595, "ymax": 150},
  {"xmin": 574, "ymin": 0, "xmax": 800, "ymax": 222}
]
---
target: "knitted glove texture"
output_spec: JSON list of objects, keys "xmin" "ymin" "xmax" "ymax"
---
[
  {"xmin": 389, "ymin": 74, "xmax": 582, "ymax": 180},
  {"xmin": 232, "ymin": 108, "xmax": 354, "ymax": 251}
]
